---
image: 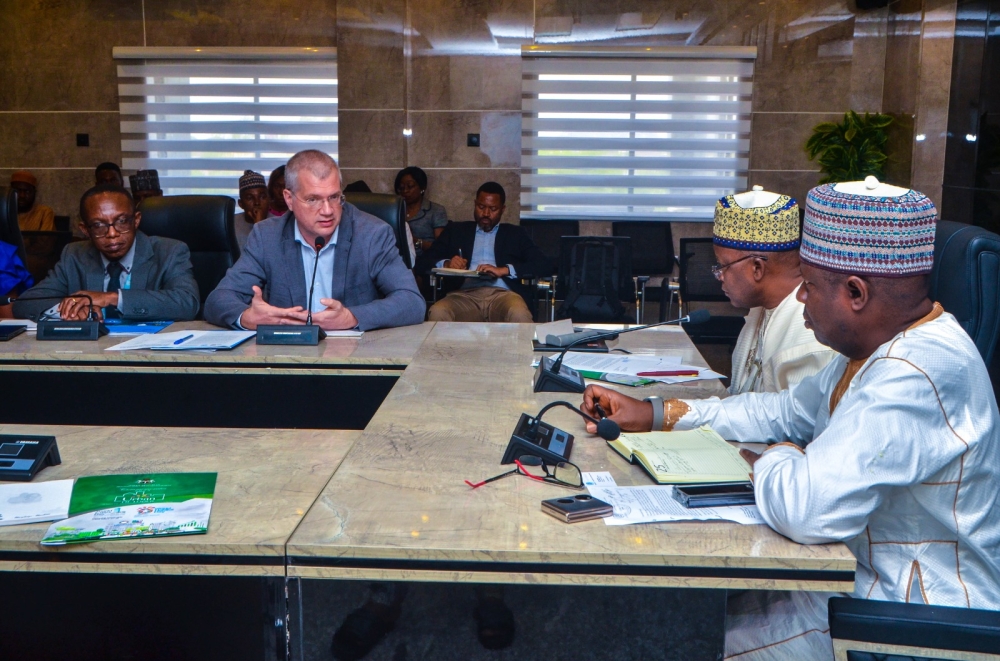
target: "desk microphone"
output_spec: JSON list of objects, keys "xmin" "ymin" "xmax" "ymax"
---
[
  {"xmin": 529, "ymin": 400, "xmax": 620, "ymax": 441},
  {"xmin": 533, "ymin": 309, "xmax": 711, "ymax": 393},
  {"xmin": 305, "ymin": 235, "xmax": 327, "ymax": 338},
  {"xmin": 3, "ymin": 294, "xmax": 109, "ymax": 341},
  {"xmin": 257, "ymin": 236, "xmax": 328, "ymax": 345}
]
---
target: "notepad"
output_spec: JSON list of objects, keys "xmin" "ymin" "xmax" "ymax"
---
[
  {"xmin": 107, "ymin": 330, "xmax": 254, "ymax": 351},
  {"xmin": 432, "ymin": 267, "xmax": 489, "ymax": 278},
  {"xmin": 608, "ymin": 426, "xmax": 753, "ymax": 484}
]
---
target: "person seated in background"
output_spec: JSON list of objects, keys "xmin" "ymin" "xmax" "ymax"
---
[
  {"xmin": 267, "ymin": 165, "xmax": 288, "ymax": 218},
  {"xmin": 129, "ymin": 169, "xmax": 163, "ymax": 206},
  {"xmin": 12, "ymin": 184, "xmax": 199, "ymax": 322},
  {"xmin": 416, "ymin": 182, "xmax": 548, "ymax": 323},
  {"xmin": 710, "ymin": 189, "xmax": 834, "ymax": 393},
  {"xmin": 204, "ymin": 150, "xmax": 425, "ymax": 332},
  {"xmin": 233, "ymin": 170, "xmax": 270, "ymax": 252},
  {"xmin": 395, "ymin": 166, "xmax": 448, "ymax": 255},
  {"xmin": 582, "ymin": 183, "xmax": 1000, "ymax": 661},
  {"xmin": 10, "ymin": 171, "xmax": 55, "ymax": 232},
  {"xmin": 0, "ymin": 240, "xmax": 33, "ymax": 318},
  {"xmin": 94, "ymin": 162, "xmax": 124, "ymax": 187}
]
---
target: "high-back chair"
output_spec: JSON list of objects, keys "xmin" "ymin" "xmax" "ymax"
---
[
  {"xmin": 139, "ymin": 195, "xmax": 238, "ymax": 316},
  {"xmin": 0, "ymin": 186, "xmax": 27, "ymax": 265},
  {"xmin": 678, "ymin": 237, "xmax": 744, "ymax": 344},
  {"xmin": 344, "ymin": 192, "xmax": 411, "ymax": 268}
]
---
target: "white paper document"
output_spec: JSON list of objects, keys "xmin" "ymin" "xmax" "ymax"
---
[
  {"xmin": 546, "ymin": 352, "xmax": 724, "ymax": 383},
  {"xmin": 586, "ymin": 484, "xmax": 764, "ymax": 526},
  {"xmin": 106, "ymin": 330, "xmax": 255, "ymax": 351},
  {"xmin": 324, "ymin": 330, "xmax": 365, "ymax": 338},
  {"xmin": 581, "ymin": 471, "xmax": 618, "ymax": 489},
  {"xmin": 0, "ymin": 479, "xmax": 73, "ymax": 527}
]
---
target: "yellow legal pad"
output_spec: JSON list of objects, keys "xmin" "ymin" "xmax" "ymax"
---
[{"xmin": 607, "ymin": 426, "xmax": 753, "ymax": 484}]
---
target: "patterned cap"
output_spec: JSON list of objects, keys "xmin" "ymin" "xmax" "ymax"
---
[
  {"xmin": 801, "ymin": 184, "xmax": 937, "ymax": 276},
  {"xmin": 130, "ymin": 169, "xmax": 161, "ymax": 194},
  {"xmin": 10, "ymin": 171, "xmax": 37, "ymax": 188},
  {"xmin": 713, "ymin": 194, "xmax": 800, "ymax": 251},
  {"xmin": 239, "ymin": 170, "xmax": 266, "ymax": 192}
]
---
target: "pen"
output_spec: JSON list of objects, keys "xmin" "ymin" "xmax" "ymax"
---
[
  {"xmin": 594, "ymin": 402, "xmax": 608, "ymax": 419},
  {"xmin": 636, "ymin": 370, "xmax": 700, "ymax": 377},
  {"xmin": 173, "ymin": 334, "xmax": 195, "ymax": 345}
]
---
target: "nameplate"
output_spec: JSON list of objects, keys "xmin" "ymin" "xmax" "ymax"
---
[
  {"xmin": 255, "ymin": 325, "xmax": 326, "ymax": 345},
  {"xmin": 36, "ymin": 320, "xmax": 109, "ymax": 341}
]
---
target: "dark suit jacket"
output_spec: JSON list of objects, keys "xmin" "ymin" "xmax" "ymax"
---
[
  {"xmin": 415, "ymin": 221, "xmax": 550, "ymax": 307},
  {"xmin": 203, "ymin": 204, "xmax": 425, "ymax": 331},
  {"xmin": 12, "ymin": 231, "xmax": 200, "ymax": 321}
]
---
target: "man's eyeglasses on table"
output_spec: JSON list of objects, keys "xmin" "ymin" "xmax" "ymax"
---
[{"xmin": 465, "ymin": 455, "xmax": 583, "ymax": 489}]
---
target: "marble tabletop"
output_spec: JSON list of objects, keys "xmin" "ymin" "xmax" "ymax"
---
[
  {"xmin": 0, "ymin": 425, "xmax": 359, "ymax": 576},
  {"xmin": 286, "ymin": 322, "xmax": 856, "ymax": 591}
]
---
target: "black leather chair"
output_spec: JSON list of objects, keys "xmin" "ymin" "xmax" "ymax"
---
[
  {"xmin": 0, "ymin": 186, "xmax": 27, "ymax": 266},
  {"xmin": 829, "ymin": 596, "xmax": 1000, "ymax": 661},
  {"xmin": 931, "ymin": 220, "xmax": 1000, "ymax": 385},
  {"xmin": 613, "ymin": 221, "xmax": 675, "ymax": 322},
  {"xmin": 678, "ymin": 238, "xmax": 745, "ymax": 344},
  {"xmin": 138, "ymin": 195, "xmax": 238, "ymax": 317},
  {"xmin": 520, "ymin": 219, "xmax": 579, "ymax": 275},
  {"xmin": 345, "ymin": 192, "xmax": 411, "ymax": 269},
  {"xmin": 554, "ymin": 236, "xmax": 635, "ymax": 323}
]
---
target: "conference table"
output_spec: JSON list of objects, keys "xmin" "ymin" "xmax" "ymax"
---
[{"xmin": 0, "ymin": 321, "xmax": 855, "ymax": 661}]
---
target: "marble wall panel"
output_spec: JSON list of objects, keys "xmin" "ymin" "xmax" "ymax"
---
[
  {"xmin": 339, "ymin": 168, "xmax": 399, "ymax": 196},
  {"xmin": 750, "ymin": 112, "xmax": 844, "ymax": 171},
  {"xmin": 339, "ymin": 110, "xmax": 406, "ymax": 167},
  {"xmin": 0, "ymin": 0, "xmax": 143, "ymax": 111},
  {"xmin": 0, "ymin": 168, "xmax": 99, "ymax": 221},
  {"xmin": 425, "ymin": 168, "xmax": 520, "ymax": 223},
  {"xmin": 408, "ymin": 111, "xmax": 520, "ymax": 168},
  {"xmin": 337, "ymin": 0, "xmax": 405, "ymax": 110},
  {"xmin": 144, "ymin": 0, "xmax": 336, "ymax": 47},
  {"xmin": 410, "ymin": 55, "xmax": 523, "ymax": 111},
  {"xmin": 0, "ymin": 113, "xmax": 122, "ymax": 169}
]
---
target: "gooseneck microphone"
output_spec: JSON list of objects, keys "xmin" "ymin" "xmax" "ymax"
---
[
  {"xmin": 529, "ymin": 400, "xmax": 620, "ymax": 441},
  {"xmin": 533, "ymin": 309, "xmax": 711, "ymax": 393},
  {"xmin": 3, "ymin": 294, "xmax": 109, "ymax": 341},
  {"xmin": 305, "ymin": 235, "xmax": 326, "ymax": 327}
]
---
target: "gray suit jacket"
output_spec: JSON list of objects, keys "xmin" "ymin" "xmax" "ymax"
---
[
  {"xmin": 12, "ymin": 231, "xmax": 200, "ymax": 321},
  {"xmin": 203, "ymin": 204, "xmax": 425, "ymax": 331}
]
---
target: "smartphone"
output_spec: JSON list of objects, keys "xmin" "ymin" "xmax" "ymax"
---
[
  {"xmin": 541, "ymin": 494, "xmax": 613, "ymax": 523},
  {"xmin": 0, "ymin": 325, "xmax": 27, "ymax": 341},
  {"xmin": 675, "ymin": 482, "xmax": 755, "ymax": 508}
]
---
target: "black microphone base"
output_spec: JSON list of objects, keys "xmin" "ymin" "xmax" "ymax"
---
[
  {"xmin": 533, "ymin": 356, "xmax": 587, "ymax": 393},
  {"xmin": 502, "ymin": 413, "xmax": 574, "ymax": 465},
  {"xmin": 36, "ymin": 320, "xmax": 109, "ymax": 341},
  {"xmin": 255, "ymin": 324, "xmax": 326, "ymax": 345}
]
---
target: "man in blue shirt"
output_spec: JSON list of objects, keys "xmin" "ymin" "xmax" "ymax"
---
[{"xmin": 417, "ymin": 182, "xmax": 549, "ymax": 322}]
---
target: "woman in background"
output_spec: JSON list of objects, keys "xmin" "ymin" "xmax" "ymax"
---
[{"xmin": 394, "ymin": 167, "xmax": 448, "ymax": 255}]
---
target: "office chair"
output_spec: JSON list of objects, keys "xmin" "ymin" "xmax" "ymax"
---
[
  {"xmin": 613, "ymin": 221, "xmax": 676, "ymax": 322},
  {"xmin": 516, "ymin": 220, "xmax": 578, "ymax": 321},
  {"xmin": 344, "ymin": 192, "xmax": 412, "ymax": 269},
  {"xmin": 0, "ymin": 187, "xmax": 27, "ymax": 266},
  {"xmin": 139, "ymin": 195, "xmax": 238, "ymax": 317},
  {"xmin": 678, "ymin": 238, "xmax": 745, "ymax": 344},
  {"xmin": 828, "ymin": 596, "xmax": 1000, "ymax": 661},
  {"xmin": 931, "ymin": 220, "xmax": 1000, "ymax": 385},
  {"xmin": 554, "ymin": 236, "xmax": 635, "ymax": 323}
]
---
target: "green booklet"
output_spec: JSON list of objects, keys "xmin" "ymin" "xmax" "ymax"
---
[{"xmin": 40, "ymin": 473, "xmax": 217, "ymax": 546}]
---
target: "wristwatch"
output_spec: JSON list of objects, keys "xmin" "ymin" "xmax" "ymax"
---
[{"xmin": 644, "ymin": 396, "xmax": 664, "ymax": 432}]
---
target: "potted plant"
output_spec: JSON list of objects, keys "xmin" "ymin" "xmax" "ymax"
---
[{"xmin": 805, "ymin": 111, "xmax": 894, "ymax": 183}]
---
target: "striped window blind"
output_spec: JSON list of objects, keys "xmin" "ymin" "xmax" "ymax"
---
[
  {"xmin": 113, "ymin": 47, "xmax": 337, "ymax": 196},
  {"xmin": 521, "ymin": 46, "xmax": 755, "ymax": 222}
]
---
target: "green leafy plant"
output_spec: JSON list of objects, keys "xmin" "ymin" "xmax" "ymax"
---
[{"xmin": 805, "ymin": 111, "xmax": 894, "ymax": 184}]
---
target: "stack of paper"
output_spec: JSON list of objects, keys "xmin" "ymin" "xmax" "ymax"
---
[
  {"xmin": 107, "ymin": 330, "xmax": 254, "ymax": 352},
  {"xmin": 539, "ymin": 351, "xmax": 724, "ymax": 385}
]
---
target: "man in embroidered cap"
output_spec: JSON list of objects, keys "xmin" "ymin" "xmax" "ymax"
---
[
  {"xmin": 129, "ymin": 169, "xmax": 162, "ymax": 206},
  {"xmin": 582, "ymin": 180, "xmax": 1000, "ymax": 660},
  {"xmin": 10, "ymin": 171, "xmax": 55, "ymax": 232},
  {"xmin": 234, "ymin": 170, "xmax": 269, "ymax": 253}
]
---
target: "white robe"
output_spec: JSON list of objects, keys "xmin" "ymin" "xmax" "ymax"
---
[
  {"xmin": 677, "ymin": 309, "xmax": 1000, "ymax": 659},
  {"xmin": 729, "ymin": 284, "xmax": 835, "ymax": 394}
]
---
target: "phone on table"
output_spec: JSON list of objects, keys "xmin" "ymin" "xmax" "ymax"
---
[
  {"xmin": 675, "ymin": 482, "xmax": 755, "ymax": 508},
  {"xmin": 0, "ymin": 325, "xmax": 27, "ymax": 341},
  {"xmin": 541, "ymin": 494, "xmax": 613, "ymax": 523}
]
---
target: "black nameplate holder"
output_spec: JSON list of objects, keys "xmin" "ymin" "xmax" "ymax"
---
[
  {"xmin": 0, "ymin": 435, "xmax": 61, "ymax": 481},
  {"xmin": 255, "ymin": 324, "xmax": 326, "ymax": 345},
  {"xmin": 36, "ymin": 320, "xmax": 109, "ymax": 341}
]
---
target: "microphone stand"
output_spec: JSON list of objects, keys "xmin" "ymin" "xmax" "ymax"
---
[
  {"xmin": 533, "ymin": 311, "xmax": 711, "ymax": 393},
  {"xmin": 4, "ymin": 294, "xmax": 109, "ymax": 341},
  {"xmin": 256, "ymin": 235, "xmax": 328, "ymax": 345}
]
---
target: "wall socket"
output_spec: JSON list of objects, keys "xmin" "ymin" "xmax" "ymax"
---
[
  {"xmin": 76, "ymin": 133, "xmax": 90, "ymax": 147},
  {"xmin": 467, "ymin": 133, "xmax": 480, "ymax": 147}
]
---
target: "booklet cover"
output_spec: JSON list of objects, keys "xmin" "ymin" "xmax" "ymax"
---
[{"xmin": 40, "ymin": 473, "xmax": 217, "ymax": 546}]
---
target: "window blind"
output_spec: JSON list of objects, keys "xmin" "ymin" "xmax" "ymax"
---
[
  {"xmin": 521, "ymin": 46, "xmax": 755, "ymax": 222},
  {"xmin": 113, "ymin": 47, "xmax": 337, "ymax": 196}
]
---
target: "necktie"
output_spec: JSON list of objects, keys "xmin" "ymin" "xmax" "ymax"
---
[{"xmin": 105, "ymin": 261, "xmax": 123, "ymax": 319}]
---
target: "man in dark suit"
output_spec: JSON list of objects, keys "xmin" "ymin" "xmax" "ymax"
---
[
  {"xmin": 204, "ymin": 150, "xmax": 425, "ymax": 331},
  {"xmin": 12, "ymin": 185, "xmax": 199, "ymax": 321},
  {"xmin": 416, "ymin": 182, "xmax": 548, "ymax": 322}
]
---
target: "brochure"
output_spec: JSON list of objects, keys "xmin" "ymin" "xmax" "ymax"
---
[{"xmin": 40, "ymin": 473, "xmax": 217, "ymax": 546}]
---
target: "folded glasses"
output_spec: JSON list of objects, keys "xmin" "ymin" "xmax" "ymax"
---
[{"xmin": 465, "ymin": 455, "xmax": 583, "ymax": 489}]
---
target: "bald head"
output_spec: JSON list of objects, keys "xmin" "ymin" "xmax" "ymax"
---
[{"xmin": 284, "ymin": 150, "xmax": 342, "ymax": 194}]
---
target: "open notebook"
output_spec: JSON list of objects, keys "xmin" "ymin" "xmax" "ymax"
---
[{"xmin": 608, "ymin": 426, "xmax": 753, "ymax": 484}]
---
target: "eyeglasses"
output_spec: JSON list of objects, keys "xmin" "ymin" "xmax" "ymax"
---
[
  {"xmin": 710, "ymin": 254, "xmax": 768, "ymax": 281},
  {"xmin": 86, "ymin": 216, "xmax": 135, "ymax": 238},
  {"xmin": 294, "ymin": 192, "xmax": 345, "ymax": 209},
  {"xmin": 465, "ymin": 455, "xmax": 583, "ymax": 489}
]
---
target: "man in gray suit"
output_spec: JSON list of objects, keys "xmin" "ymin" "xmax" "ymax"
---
[
  {"xmin": 13, "ymin": 185, "xmax": 199, "ymax": 321},
  {"xmin": 204, "ymin": 150, "xmax": 425, "ymax": 331}
]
